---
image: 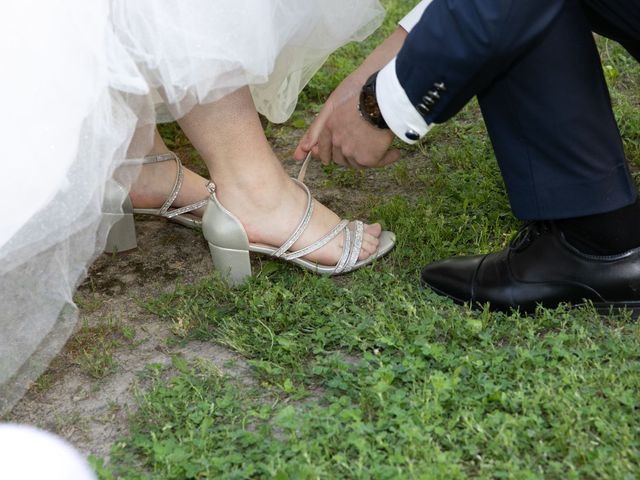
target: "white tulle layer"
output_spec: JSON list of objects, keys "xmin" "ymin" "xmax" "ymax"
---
[
  {"xmin": 0, "ymin": 0, "xmax": 384, "ymax": 413},
  {"xmin": 111, "ymin": 0, "xmax": 385, "ymax": 123}
]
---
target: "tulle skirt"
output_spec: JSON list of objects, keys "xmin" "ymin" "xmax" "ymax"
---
[{"xmin": 0, "ymin": 0, "xmax": 384, "ymax": 413}]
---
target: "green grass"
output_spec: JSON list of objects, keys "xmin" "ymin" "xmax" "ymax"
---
[
  {"xmin": 103, "ymin": 275, "xmax": 640, "ymax": 478},
  {"xmin": 299, "ymin": 1, "xmax": 411, "ymax": 111},
  {"xmin": 100, "ymin": 1, "xmax": 640, "ymax": 478}
]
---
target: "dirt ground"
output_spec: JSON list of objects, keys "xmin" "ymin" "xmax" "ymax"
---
[
  {"xmin": 5, "ymin": 148, "xmax": 410, "ymax": 460},
  {"xmin": 6, "ymin": 216, "xmax": 242, "ymax": 459}
]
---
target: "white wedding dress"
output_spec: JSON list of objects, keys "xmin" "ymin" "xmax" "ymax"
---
[{"xmin": 0, "ymin": 0, "xmax": 384, "ymax": 414}]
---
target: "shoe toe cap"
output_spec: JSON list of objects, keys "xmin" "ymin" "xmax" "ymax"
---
[{"xmin": 420, "ymin": 255, "xmax": 485, "ymax": 304}]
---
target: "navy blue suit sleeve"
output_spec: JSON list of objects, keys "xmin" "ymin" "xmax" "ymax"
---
[{"xmin": 396, "ymin": 0, "xmax": 566, "ymax": 123}]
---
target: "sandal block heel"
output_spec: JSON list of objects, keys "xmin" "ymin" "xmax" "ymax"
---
[
  {"xmin": 207, "ymin": 242, "xmax": 252, "ymax": 286},
  {"xmin": 202, "ymin": 186, "xmax": 253, "ymax": 286},
  {"xmin": 104, "ymin": 210, "xmax": 137, "ymax": 253},
  {"xmin": 103, "ymin": 179, "xmax": 137, "ymax": 254}
]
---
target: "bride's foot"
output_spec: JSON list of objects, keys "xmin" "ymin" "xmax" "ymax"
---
[
  {"xmin": 214, "ymin": 172, "xmax": 382, "ymax": 267},
  {"xmin": 126, "ymin": 153, "xmax": 210, "ymax": 218},
  {"xmin": 104, "ymin": 152, "xmax": 210, "ymax": 254},
  {"xmin": 171, "ymin": 88, "xmax": 393, "ymax": 278}
]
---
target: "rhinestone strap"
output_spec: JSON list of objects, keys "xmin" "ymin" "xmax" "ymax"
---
[
  {"xmin": 288, "ymin": 154, "xmax": 367, "ymax": 270},
  {"xmin": 333, "ymin": 225, "xmax": 352, "ymax": 274},
  {"xmin": 142, "ymin": 152, "xmax": 177, "ymax": 164},
  {"xmin": 273, "ymin": 179, "xmax": 314, "ymax": 258},
  {"xmin": 158, "ymin": 155, "xmax": 183, "ymax": 216},
  {"xmin": 119, "ymin": 152, "xmax": 177, "ymax": 167},
  {"xmin": 129, "ymin": 152, "xmax": 206, "ymax": 219},
  {"xmin": 283, "ymin": 219, "xmax": 348, "ymax": 261},
  {"xmin": 342, "ymin": 221, "xmax": 364, "ymax": 273},
  {"xmin": 164, "ymin": 198, "xmax": 208, "ymax": 218}
]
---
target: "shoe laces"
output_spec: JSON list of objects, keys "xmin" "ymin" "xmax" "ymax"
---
[{"xmin": 509, "ymin": 221, "xmax": 551, "ymax": 252}]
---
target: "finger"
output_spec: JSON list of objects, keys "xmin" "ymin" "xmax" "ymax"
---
[
  {"xmin": 332, "ymin": 144, "xmax": 349, "ymax": 168},
  {"xmin": 293, "ymin": 125, "xmax": 318, "ymax": 161},
  {"xmin": 294, "ymin": 106, "xmax": 334, "ymax": 160},
  {"xmin": 318, "ymin": 128, "xmax": 332, "ymax": 165},
  {"xmin": 345, "ymin": 152, "xmax": 364, "ymax": 170},
  {"xmin": 337, "ymin": 143, "xmax": 360, "ymax": 170},
  {"xmin": 348, "ymin": 147, "xmax": 380, "ymax": 170},
  {"xmin": 376, "ymin": 148, "xmax": 402, "ymax": 168},
  {"xmin": 293, "ymin": 140, "xmax": 311, "ymax": 161}
]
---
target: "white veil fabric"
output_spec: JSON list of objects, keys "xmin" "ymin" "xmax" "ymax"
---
[{"xmin": 0, "ymin": 0, "xmax": 384, "ymax": 414}]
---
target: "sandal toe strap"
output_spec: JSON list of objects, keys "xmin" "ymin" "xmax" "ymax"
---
[
  {"xmin": 333, "ymin": 224, "xmax": 352, "ymax": 274},
  {"xmin": 282, "ymin": 219, "xmax": 349, "ymax": 261},
  {"xmin": 334, "ymin": 220, "xmax": 365, "ymax": 274},
  {"xmin": 275, "ymin": 156, "xmax": 368, "ymax": 271}
]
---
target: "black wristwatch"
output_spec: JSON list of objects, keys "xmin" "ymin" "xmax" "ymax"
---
[{"xmin": 358, "ymin": 72, "xmax": 389, "ymax": 129}]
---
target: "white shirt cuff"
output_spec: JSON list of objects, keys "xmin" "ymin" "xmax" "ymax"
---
[
  {"xmin": 399, "ymin": 0, "xmax": 434, "ymax": 32},
  {"xmin": 377, "ymin": 58, "xmax": 432, "ymax": 144}
]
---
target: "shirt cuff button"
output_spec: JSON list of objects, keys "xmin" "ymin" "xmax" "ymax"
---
[{"xmin": 405, "ymin": 130, "xmax": 420, "ymax": 141}]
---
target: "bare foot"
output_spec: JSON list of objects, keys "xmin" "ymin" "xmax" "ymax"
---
[
  {"xmin": 125, "ymin": 156, "xmax": 210, "ymax": 217},
  {"xmin": 215, "ymin": 172, "xmax": 382, "ymax": 266}
]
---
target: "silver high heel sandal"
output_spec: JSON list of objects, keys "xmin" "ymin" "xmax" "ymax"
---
[
  {"xmin": 202, "ymin": 153, "xmax": 396, "ymax": 285},
  {"xmin": 104, "ymin": 152, "xmax": 208, "ymax": 253}
]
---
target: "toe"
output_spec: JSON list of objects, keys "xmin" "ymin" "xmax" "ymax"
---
[
  {"xmin": 358, "ymin": 234, "xmax": 380, "ymax": 260},
  {"xmin": 365, "ymin": 223, "xmax": 382, "ymax": 238}
]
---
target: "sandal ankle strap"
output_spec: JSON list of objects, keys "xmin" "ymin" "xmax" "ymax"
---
[
  {"xmin": 119, "ymin": 152, "xmax": 178, "ymax": 167},
  {"xmin": 158, "ymin": 154, "xmax": 183, "ymax": 216},
  {"xmin": 272, "ymin": 179, "xmax": 314, "ymax": 258},
  {"xmin": 129, "ymin": 151, "xmax": 207, "ymax": 218},
  {"xmin": 142, "ymin": 152, "xmax": 178, "ymax": 164}
]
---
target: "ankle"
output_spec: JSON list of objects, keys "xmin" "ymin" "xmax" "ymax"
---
[
  {"xmin": 215, "ymin": 168, "xmax": 294, "ymax": 208},
  {"xmin": 557, "ymin": 197, "xmax": 640, "ymax": 254},
  {"xmin": 127, "ymin": 160, "xmax": 176, "ymax": 204},
  {"xmin": 213, "ymin": 175, "xmax": 307, "ymax": 245}
]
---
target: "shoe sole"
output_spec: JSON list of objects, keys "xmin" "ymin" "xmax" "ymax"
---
[
  {"xmin": 421, "ymin": 279, "xmax": 640, "ymax": 319},
  {"xmin": 593, "ymin": 302, "xmax": 640, "ymax": 319},
  {"xmin": 210, "ymin": 230, "xmax": 396, "ymax": 286}
]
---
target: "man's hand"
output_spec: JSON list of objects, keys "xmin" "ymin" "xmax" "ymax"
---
[
  {"xmin": 294, "ymin": 76, "xmax": 400, "ymax": 169},
  {"xmin": 295, "ymin": 26, "xmax": 409, "ymax": 169}
]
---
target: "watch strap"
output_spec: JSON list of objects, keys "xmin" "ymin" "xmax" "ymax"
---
[{"xmin": 358, "ymin": 72, "xmax": 389, "ymax": 129}]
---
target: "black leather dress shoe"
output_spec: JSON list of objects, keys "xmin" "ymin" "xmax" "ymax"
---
[{"xmin": 420, "ymin": 222, "xmax": 640, "ymax": 315}]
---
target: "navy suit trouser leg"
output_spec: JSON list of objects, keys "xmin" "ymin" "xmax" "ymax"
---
[
  {"xmin": 583, "ymin": 0, "xmax": 640, "ymax": 62},
  {"xmin": 478, "ymin": 0, "xmax": 638, "ymax": 219},
  {"xmin": 397, "ymin": 0, "xmax": 638, "ymax": 219}
]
